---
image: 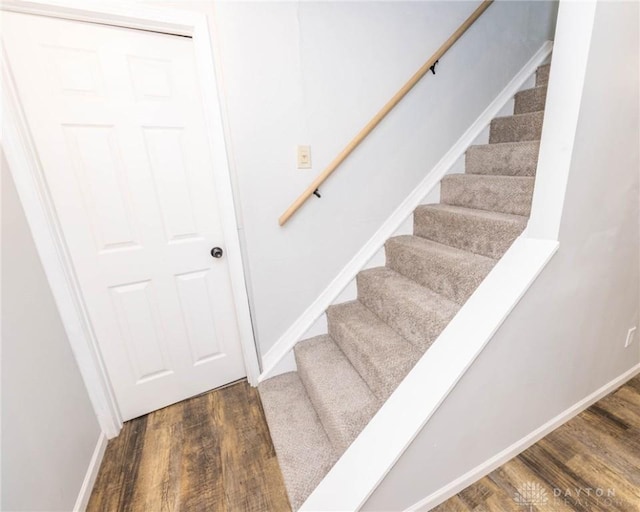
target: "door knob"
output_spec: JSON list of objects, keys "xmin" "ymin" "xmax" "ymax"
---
[{"xmin": 210, "ymin": 247, "xmax": 224, "ymax": 259}]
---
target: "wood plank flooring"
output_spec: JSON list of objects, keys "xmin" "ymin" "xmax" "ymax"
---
[
  {"xmin": 89, "ymin": 375, "xmax": 640, "ymax": 512},
  {"xmin": 87, "ymin": 380, "xmax": 291, "ymax": 512},
  {"xmin": 434, "ymin": 375, "xmax": 640, "ymax": 512}
]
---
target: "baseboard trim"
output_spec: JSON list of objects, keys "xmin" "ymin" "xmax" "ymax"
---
[
  {"xmin": 259, "ymin": 40, "xmax": 554, "ymax": 382},
  {"xmin": 73, "ymin": 432, "xmax": 108, "ymax": 512},
  {"xmin": 406, "ymin": 362, "xmax": 640, "ymax": 511}
]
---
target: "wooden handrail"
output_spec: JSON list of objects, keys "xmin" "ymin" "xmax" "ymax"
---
[{"xmin": 278, "ymin": 0, "xmax": 493, "ymax": 226}]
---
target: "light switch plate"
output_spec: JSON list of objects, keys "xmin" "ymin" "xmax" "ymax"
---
[{"xmin": 297, "ymin": 145, "xmax": 311, "ymax": 169}]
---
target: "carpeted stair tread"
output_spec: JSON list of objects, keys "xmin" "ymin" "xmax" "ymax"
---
[
  {"xmin": 258, "ymin": 372, "xmax": 338, "ymax": 510},
  {"xmin": 536, "ymin": 63, "xmax": 551, "ymax": 87},
  {"xmin": 357, "ymin": 267, "xmax": 460, "ymax": 352},
  {"xmin": 489, "ymin": 111, "xmax": 544, "ymax": 144},
  {"xmin": 385, "ymin": 235, "xmax": 496, "ymax": 304},
  {"xmin": 465, "ymin": 141, "xmax": 540, "ymax": 177},
  {"xmin": 327, "ymin": 300, "xmax": 421, "ymax": 400},
  {"xmin": 413, "ymin": 204, "xmax": 528, "ymax": 259},
  {"xmin": 294, "ymin": 335, "xmax": 381, "ymax": 453},
  {"xmin": 514, "ymin": 86, "xmax": 547, "ymax": 115},
  {"xmin": 440, "ymin": 174, "xmax": 535, "ymax": 216}
]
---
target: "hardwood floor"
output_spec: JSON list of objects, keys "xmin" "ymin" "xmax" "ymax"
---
[
  {"xmin": 434, "ymin": 375, "xmax": 640, "ymax": 512},
  {"xmin": 89, "ymin": 375, "xmax": 640, "ymax": 512},
  {"xmin": 87, "ymin": 380, "xmax": 291, "ymax": 512}
]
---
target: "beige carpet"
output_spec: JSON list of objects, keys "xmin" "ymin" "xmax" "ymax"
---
[{"xmin": 259, "ymin": 62, "xmax": 551, "ymax": 511}]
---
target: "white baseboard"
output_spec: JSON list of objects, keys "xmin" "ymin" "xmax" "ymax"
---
[
  {"xmin": 73, "ymin": 432, "xmax": 108, "ymax": 512},
  {"xmin": 259, "ymin": 40, "xmax": 554, "ymax": 382},
  {"xmin": 406, "ymin": 362, "xmax": 640, "ymax": 512}
]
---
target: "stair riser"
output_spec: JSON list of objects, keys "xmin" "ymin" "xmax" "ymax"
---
[
  {"xmin": 258, "ymin": 374, "xmax": 338, "ymax": 511},
  {"xmin": 440, "ymin": 176, "xmax": 534, "ymax": 217},
  {"xmin": 356, "ymin": 272, "xmax": 459, "ymax": 351},
  {"xmin": 489, "ymin": 112, "xmax": 544, "ymax": 144},
  {"xmin": 536, "ymin": 64, "xmax": 550, "ymax": 87},
  {"xmin": 385, "ymin": 240, "xmax": 495, "ymax": 304},
  {"xmin": 514, "ymin": 86, "xmax": 547, "ymax": 115},
  {"xmin": 413, "ymin": 207, "xmax": 527, "ymax": 259},
  {"xmin": 465, "ymin": 142, "xmax": 539, "ymax": 177},
  {"xmin": 294, "ymin": 337, "xmax": 379, "ymax": 454},
  {"xmin": 327, "ymin": 304, "xmax": 419, "ymax": 400}
]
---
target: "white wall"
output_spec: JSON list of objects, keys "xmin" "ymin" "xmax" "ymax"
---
[
  {"xmin": 207, "ymin": 0, "xmax": 559, "ymax": 355},
  {"xmin": 1, "ymin": 155, "xmax": 102, "ymax": 511},
  {"xmin": 363, "ymin": 1, "xmax": 640, "ymax": 509}
]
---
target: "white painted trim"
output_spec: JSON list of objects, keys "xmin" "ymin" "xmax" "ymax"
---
[
  {"xmin": 300, "ymin": 236, "xmax": 559, "ymax": 511},
  {"xmin": 0, "ymin": 0, "xmax": 195, "ymax": 35},
  {"xmin": 187, "ymin": 6, "xmax": 262, "ymax": 387},
  {"xmin": 0, "ymin": 0, "xmax": 260, "ymax": 437},
  {"xmin": 260, "ymin": 40, "xmax": 554, "ymax": 382},
  {"xmin": 406, "ymin": 362, "xmax": 640, "ymax": 512},
  {"xmin": 527, "ymin": 0, "xmax": 597, "ymax": 241},
  {"xmin": 73, "ymin": 433, "xmax": 108, "ymax": 512}
]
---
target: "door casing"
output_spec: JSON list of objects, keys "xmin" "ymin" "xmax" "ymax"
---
[{"xmin": 0, "ymin": 0, "xmax": 260, "ymax": 438}]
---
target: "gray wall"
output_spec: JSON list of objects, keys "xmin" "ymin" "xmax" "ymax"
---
[
  {"xmin": 1, "ymin": 155, "xmax": 101, "ymax": 511},
  {"xmin": 363, "ymin": 1, "xmax": 639, "ymax": 509}
]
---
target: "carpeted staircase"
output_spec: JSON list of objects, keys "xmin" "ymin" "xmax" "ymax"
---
[{"xmin": 259, "ymin": 62, "xmax": 551, "ymax": 510}]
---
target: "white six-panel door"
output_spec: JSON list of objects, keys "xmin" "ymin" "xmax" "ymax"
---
[{"xmin": 3, "ymin": 12, "xmax": 247, "ymax": 420}]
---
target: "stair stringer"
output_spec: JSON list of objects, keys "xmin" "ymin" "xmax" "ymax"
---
[{"xmin": 259, "ymin": 40, "xmax": 554, "ymax": 383}]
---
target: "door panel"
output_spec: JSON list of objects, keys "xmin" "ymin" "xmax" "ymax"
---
[
  {"xmin": 174, "ymin": 269, "xmax": 225, "ymax": 364},
  {"xmin": 3, "ymin": 12, "xmax": 247, "ymax": 420},
  {"xmin": 142, "ymin": 127, "xmax": 200, "ymax": 241},
  {"xmin": 110, "ymin": 280, "xmax": 172, "ymax": 383},
  {"xmin": 63, "ymin": 124, "xmax": 141, "ymax": 251}
]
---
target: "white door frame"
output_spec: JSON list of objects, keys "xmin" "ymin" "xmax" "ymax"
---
[{"xmin": 0, "ymin": 0, "xmax": 261, "ymax": 438}]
